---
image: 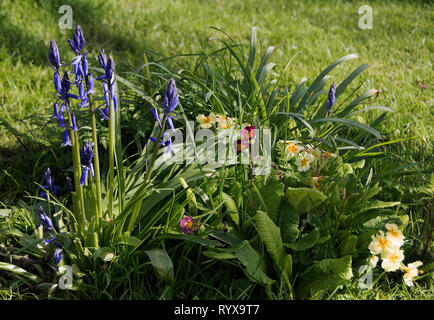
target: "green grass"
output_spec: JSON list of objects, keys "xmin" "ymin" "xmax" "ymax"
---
[{"xmin": 0, "ymin": 0, "xmax": 432, "ymax": 299}]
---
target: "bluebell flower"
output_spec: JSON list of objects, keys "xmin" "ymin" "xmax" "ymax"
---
[
  {"xmin": 62, "ymin": 130, "xmax": 72, "ymax": 147},
  {"xmin": 71, "ymin": 112, "xmax": 78, "ymax": 131},
  {"xmin": 54, "ymin": 247, "xmax": 63, "ymax": 265},
  {"xmin": 97, "ymin": 51, "xmax": 118, "ymax": 111},
  {"xmin": 79, "ymin": 141, "xmax": 94, "ymax": 186},
  {"xmin": 328, "ymin": 82, "xmax": 336, "ymax": 115},
  {"xmin": 99, "ymin": 106, "xmax": 109, "ymax": 121},
  {"xmin": 48, "ymin": 39, "xmax": 62, "ymax": 71},
  {"xmin": 42, "ymin": 237, "xmax": 58, "ymax": 246},
  {"xmin": 67, "ymin": 25, "xmax": 85, "ymax": 55},
  {"xmin": 163, "ymin": 78, "xmax": 179, "ymax": 115},
  {"xmin": 39, "ymin": 207, "xmax": 54, "ymax": 232},
  {"xmin": 39, "ymin": 168, "xmax": 60, "ymax": 199},
  {"xmin": 150, "ymin": 132, "xmax": 172, "ymax": 154}
]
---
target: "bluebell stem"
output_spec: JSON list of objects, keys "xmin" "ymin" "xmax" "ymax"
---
[
  {"xmin": 327, "ymin": 82, "xmax": 336, "ymax": 116},
  {"xmin": 39, "ymin": 168, "xmax": 60, "ymax": 199},
  {"xmin": 39, "ymin": 207, "xmax": 54, "ymax": 232},
  {"xmin": 79, "ymin": 141, "xmax": 94, "ymax": 186},
  {"xmin": 54, "ymin": 247, "xmax": 63, "ymax": 265}
]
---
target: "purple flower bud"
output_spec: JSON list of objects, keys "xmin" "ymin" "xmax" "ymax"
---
[
  {"xmin": 62, "ymin": 130, "xmax": 72, "ymax": 146},
  {"xmin": 98, "ymin": 50, "xmax": 107, "ymax": 69},
  {"xmin": 52, "ymin": 102, "xmax": 59, "ymax": 119},
  {"xmin": 150, "ymin": 108, "xmax": 162, "ymax": 128},
  {"xmin": 71, "ymin": 112, "xmax": 78, "ymax": 131},
  {"xmin": 68, "ymin": 25, "xmax": 85, "ymax": 54},
  {"xmin": 58, "ymin": 102, "xmax": 66, "ymax": 128},
  {"xmin": 87, "ymin": 74, "xmax": 95, "ymax": 95},
  {"xmin": 328, "ymin": 82, "xmax": 336, "ymax": 115},
  {"xmin": 82, "ymin": 54, "xmax": 88, "ymax": 76},
  {"xmin": 48, "ymin": 39, "xmax": 61, "ymax": 70},
  {"xmin": 54, "ymin": 72, "xmax": 62, "ymax": 94},
  {"xmin": 39, "ymin": 207, "xmax": 54, "ymax": 232},
  {"xmin": 80, "ymin": 166, "xmax": 89, "ymax": 186},
  {"xmin": 80, "ymin": 141, "xmax": 94, "ymax": 167},
  {"xmin": 106, "ymin": 55, "xmax": 116, "ymax": 85},
  {"xmin": 99, "ymin": 106, "xmax": 109, "ymax": 120},
  {"xmin": 163, "ymin": 78, "xmax": 179, "ymax": 115},
  {"xmin": 42, "ymin": 237, "xmax": 58, "ymax": 246},
  {"xmin": 54, "ymin": 247, "xmax": 63, "ymax": 265}
]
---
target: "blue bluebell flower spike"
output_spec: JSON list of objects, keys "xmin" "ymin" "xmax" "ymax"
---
[
  {"xmin": 79, "ymin": 141, "xmax": 95, "ymax": 186},
  {"xmin": 39, "ymin": 206, "xmax": 54, "ymax": 232},
  {"xmin": 328, "ymin": 82, "xmax": 336, "ymax": 115},
  {"xmin": 54, "ymin": 247, "xmax": 63, "ymax": 265}
]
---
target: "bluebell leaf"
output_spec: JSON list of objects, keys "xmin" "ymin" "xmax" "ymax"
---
[
  {"xmin": 150, "ymin": 108, "xmax": 162, "ymax": 128},
  {"xmin": 54, "ymin": 248, "xmax": 63, "ymax": 265},
  {"xmin": 62, "ymin": 130, "xmax": 72, "ymax": 146}
]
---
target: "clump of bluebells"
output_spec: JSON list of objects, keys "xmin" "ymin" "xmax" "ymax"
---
[{"xmin": 41, "ymin": 24, "xmax": 121, "ymax": 262}]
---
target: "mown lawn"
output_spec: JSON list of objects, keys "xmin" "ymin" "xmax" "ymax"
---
[{"xmin": 0, "ymin": 0, "xmax": 432, "ymax": 299}]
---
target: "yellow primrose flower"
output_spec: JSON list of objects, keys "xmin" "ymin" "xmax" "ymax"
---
[
  {"xmin": 368, "ymin": 230, "xmax": 395, "ymax": 255},
  {"xmin": 380, "ymin": 247, "xmax": 404, "ymax": 272},
  {"xmin": 402, "ymin": 261, "xmax": 423, "ymax": 287},
  {"xmin": 369, "ymin": 255, "xmax": 379, "ymax": 268},
  {"xmin": 196, "ymin": 113, "xmax": 216, "ymax": 129},
  {"xmin": 311, "ymin": 147, "xmax": 322, "ymax": 161},
  {"xmin": 385, "ymin": 223, "xmax": 405, "ymax": 248},
  {"xmin": 295, "ymin": 152, "xmax": 314, "ymax": 172},
  {"xmin": 286, "ymin": 142, "xmax": 301, "ymax": 157}
]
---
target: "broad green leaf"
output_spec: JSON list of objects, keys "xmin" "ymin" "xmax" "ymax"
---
[
  {"xmin": 0, "ymin": 209, "xmax": 11, "ymax": 217},
  {"xmin": 283, "ymin": 187, "xmax": 326, "ymax": 214},
  {"xmin": 251, "ymin": 177, "xmax": 284, "ymax": 221},
  {"xmin": 221, "ymin": 192, "xmax": 239, "ymax": 225},
  {"xmin": 278, "ymin": 201, "xmax": 299, "ymax": 243},
  {"xmin": 340, "ymin": 235, "xmax": 358, "ymax": 256},
  {"xmin": 0, "ymin": 262, "xmax": 40, "ymax": 282},
  {"xmin": 296, "ymin": 256, "xmax": 353, "ymax": 299},
  {"xmin": 145, "ymin": 249, "xmax": 174, "ymax": 283},
  {"xmin": 203, "ymin": 250, "xmax": 237, "ymax": 260},
  {"xmin": 254, "ymin": 211, "xmax": 286, "ymax": 266},
  {"xmin": 286, "ymin": 229, "xmax": 319, "ymax": 251},
  {"xmin": 92, "ymin": 247, "xmax": 115, "ymax": 262},
  {"xmin": 233, "ymin": 240, "xmax": 275, "ymax": 287}
]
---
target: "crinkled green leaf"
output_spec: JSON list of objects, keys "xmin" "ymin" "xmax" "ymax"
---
[{"xmin": 283, "ymin": 187, "xmax": 326, "ymax": 213}]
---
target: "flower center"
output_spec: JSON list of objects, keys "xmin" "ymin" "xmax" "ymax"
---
[
  {"xmin": 301, "ymin": 158, "xmax": 309, "ymax": 167},
  {"xmin": 203, "ymin": 117, "xmax": 211, "ymax": 124},
  {"xmin": 185, "ymin": 220, "xmax": 193, "ymax": 230},
  {"xmin": 377, "ymin": 238, "xmax": 389, "ymax": 248},
  {"xmin": 287, "ymin": 144, "xmax": 298, "ymax": 154},
  {"xmin": 389, "ymin": 228, "xmax": 399, "ymax": 238}
]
